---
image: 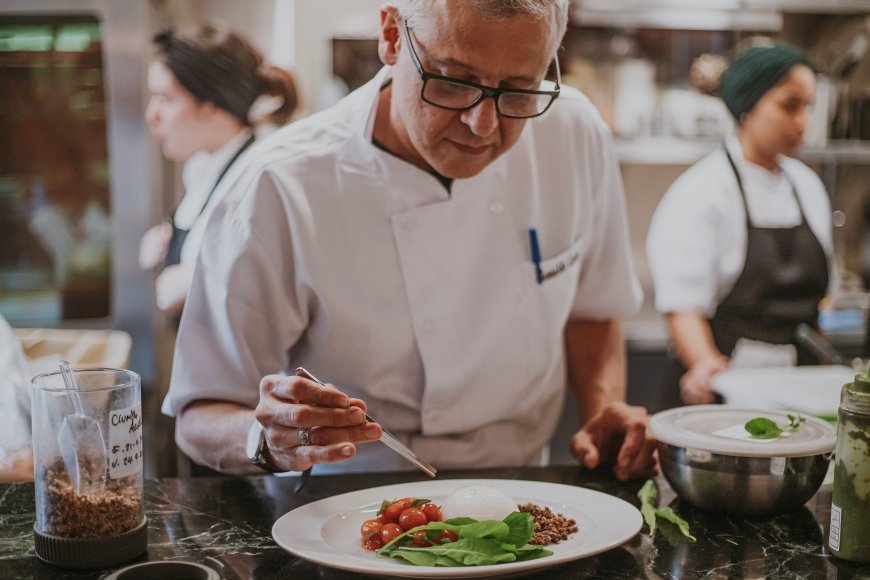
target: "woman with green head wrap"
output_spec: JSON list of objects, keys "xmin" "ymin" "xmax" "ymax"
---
[{"xmin": 646, "ymin": 42, "xmax": 834, "ymax": 406}]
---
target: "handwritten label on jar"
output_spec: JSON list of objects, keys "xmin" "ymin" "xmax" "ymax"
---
[{"xmin": 108, "ymin": 404, "xmax": 143, "ymax": 479}]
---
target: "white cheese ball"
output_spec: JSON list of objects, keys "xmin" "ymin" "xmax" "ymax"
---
[{"xmin": 441, "ymin": 484, "xmax": 518, "ymax": 521}]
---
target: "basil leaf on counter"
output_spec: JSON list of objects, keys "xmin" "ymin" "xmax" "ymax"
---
[
  {"xmin": 637, "ymin": 479, "xmax": 695, "ymax": 544},
  {"xmin": 638, "ymin": 479, "xmax": 658, "ymax": 536},
  {"xmin": 654, "ymin": 507, "xmax": 697, "ymax": 542}
]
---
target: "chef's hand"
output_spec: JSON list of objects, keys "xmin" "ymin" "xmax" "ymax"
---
[
  {"xmin": 254, "ymin": 374, "xmax": 382, "ymax": 472},
  {"xmin": 680, "ymin": 355, "xmax": 729, "ymax": 405},
  {"xmin": 571, "ymin": 401, "xmax": 658, "ymax": 481},
  {"xmin": 139, "ymin": 222, "xmax": 172, "ymax": 270}
]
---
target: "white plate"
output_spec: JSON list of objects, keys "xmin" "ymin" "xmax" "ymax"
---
[{"xmin": 272, "ymin": 478, "xmax": 642, "ymax": 578}]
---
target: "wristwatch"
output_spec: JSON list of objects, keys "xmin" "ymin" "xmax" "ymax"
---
[{"xmin": 245, "ymin": 419, "xmax": 287, "ymax": 473}]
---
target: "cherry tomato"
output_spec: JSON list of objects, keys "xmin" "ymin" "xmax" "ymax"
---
[
  {"xmin": 434, "ymin": 530, "xmax": 458, "ymax": 544},
  {"xmin": 421, "ymin": 503, "xmax": 442, "ymax": 522},
  {"xmin": 380, "ymin": 522, "xmax": 403, "ymax": 545},
  {"xmin": 398, "ymin": 507, "xmax": 427, "ymax": 531},
  {"xmin": 363, "ymin": 536, "xmax": 384, "ymax": 550},
  {"xmin": 410, "ymin": 530, "xmax": 431, "ymax": 547},
  {"xmin": 360, "ymin": 519, "xmax": 383, "ymax": 539},
  {"xmin": 381, "ymin": 498, "xmax": 415, "ymax": 524}
]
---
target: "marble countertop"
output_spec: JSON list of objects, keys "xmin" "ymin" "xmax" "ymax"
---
[{"xmin": 1, "ymin": 466, "xmax": 868, "ymax": 579}]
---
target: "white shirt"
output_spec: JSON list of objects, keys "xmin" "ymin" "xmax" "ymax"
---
[
  {"xmin": 646, "ymin": 135, "xmax": 833, "ymax": 318},
  {"xmin": 173, "ymin": 129, "xmax": 253, "ymax": 231},
  {"xmin": 163, "ymin": 66, "xmax": 642, "ymax": 473}
]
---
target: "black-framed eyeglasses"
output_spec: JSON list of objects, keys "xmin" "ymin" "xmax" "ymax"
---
[{"xmin": 400, "ymin": 19, "xmax": 560, "ymax": 119}]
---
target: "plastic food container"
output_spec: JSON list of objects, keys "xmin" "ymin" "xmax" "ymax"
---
[{"xmin": 31, "ymin": 368, "xmax": 147, "ymax": 569}]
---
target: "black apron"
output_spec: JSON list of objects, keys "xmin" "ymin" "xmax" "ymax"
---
[
  {"xmin": 164, "ymin": 134, "xmax": 255, "ymax": 267},
  {"xmin": 664, "ymin": 147, "xmax": 829, "ymax": 402}
]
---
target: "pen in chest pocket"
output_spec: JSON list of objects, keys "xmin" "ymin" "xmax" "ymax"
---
[{"xmin": 528, "ymin": 227, "xmax": 543, "ymax": 284}]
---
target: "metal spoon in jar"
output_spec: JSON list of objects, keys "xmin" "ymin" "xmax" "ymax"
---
[{"xmin": 58, "ymin": 361, "xmax": 107, "ymax": 495}]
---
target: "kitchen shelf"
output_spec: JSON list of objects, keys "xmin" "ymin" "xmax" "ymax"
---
[
  {"xmin": 800, "ymin": 140, "xmax": 870, "ymax": 164},
  {"xmin": 614, "ymin": 137, "xmax": 870, "ymax": 165},
  {"xmin": 746, "ymin": 0, "xmax": 870, "ymax": 14},
  {"xmin": 574, "ymin": 7, "xmax": 782, "ymax": 32}
]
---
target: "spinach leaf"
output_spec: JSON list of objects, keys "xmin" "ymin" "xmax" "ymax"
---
[
  {"xmin": 654, "ymin": 507, "xmax": 697, "ymax": 542},
  {"xmin": 745, "ymin": 414, "xmax": 807, "ymax": 439},
  {"xmin": 500, "ymin": 542, "xmax": 553, "ymax": 561},
  {"xmin": 502, "ymin": 511, "xmax": 534, "ymax": 548},
  {"xmin": 638, "ymin": 479, "xmax": 658, "ymax": 536},
  {"xmin": 458, "ymin": 520, "xmax": 509, "ymax": 542},
  {"xmin": 392, "ymin": 538, "xmax": 518, "ymax": 566},
  {"xmin": 434, "ymin": 554, "xmax": 462, "ymax": 567},
  {"xmin": 385, "ymin": 549, "xmax": 437, "ymax": 567},
  {"xmin": 637, "ymin": 479, "xmax": 695, "ymax": 544},
  {"xmin": 745, "ymin": 417, "xmax": 782, "ymax": 439},
  {"xmin": 443, "ymin": 517, "xmax": 478, "ymax": 526},
  {"xmin": 377, "ymin": 511, "xmax": 550, "ymax": 567},
  {"xmin": 787, "ymin": 413, "xmax": 806, "ymax": 430}
]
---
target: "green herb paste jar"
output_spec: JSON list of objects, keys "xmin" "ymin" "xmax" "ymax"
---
[{"xmin": 829, "ymin": 369, "xmax": 870, "ymax": 563}]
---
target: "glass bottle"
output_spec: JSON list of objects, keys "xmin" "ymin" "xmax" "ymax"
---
[{"xmin": 829, "ymin": 367, "xmax": 870, "ymax": 563}]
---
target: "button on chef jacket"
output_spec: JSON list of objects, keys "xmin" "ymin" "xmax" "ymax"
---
[
  {"xmin": 646, "ymin": 135, "xmax": 833, "ymax": 319},
  {"xmin": 163, "ymin": 66, "xmax": 643, "ymax": 474}
]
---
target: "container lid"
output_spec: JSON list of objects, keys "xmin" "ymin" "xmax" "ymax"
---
[{"xmin": 650, "ymin": 405, "xmax": 836, "ymax": 457}]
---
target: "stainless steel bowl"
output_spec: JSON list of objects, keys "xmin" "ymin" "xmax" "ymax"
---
[{"xmin": 658, "ymin": 442, "xmax": 832, "ymax": 517}]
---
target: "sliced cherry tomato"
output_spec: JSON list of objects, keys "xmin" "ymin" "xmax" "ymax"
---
[
  {"xmin": 381, "ymin": 498, "xmax": 415, "ymax": 524},
  {"xmin": 363, "ymin": 535, "xmax": 384, "ymax": 550},
  {"xmin": 434, "ymin": 530, "xmax": 458, "ymax": 544},
  {"xmin": 420, "ymin": 502, "xmax": 442, "ymax": 522},
  {"xmin": 380, "ymin": 522, "xmax": 403, "ymax": 545},
  {"xmin": 360, "ymin": 518, "xmax": 383, "ymax": 539},
  {"xmin": 398, "ymin": 507, "xmax": 427, "ymax": 531},
  {"xmin": 410, "ymin": 530, "xmax": 431, "ymax": 547}
]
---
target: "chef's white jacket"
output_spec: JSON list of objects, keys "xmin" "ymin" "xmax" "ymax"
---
[
  {"xmin": 646, "ymin": 135, "xmax": 833, "ymax": 318},
  {"xmin": 163, "ymin": 67, "xmax": 642, "ymax": 473}
]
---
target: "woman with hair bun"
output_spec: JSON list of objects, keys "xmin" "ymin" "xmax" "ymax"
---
[
  {"xmin": 139, "ymin": 23, "xmax": 299, "ymax": 317},
  {"xmin": 646, "ymin": 42, "xmax": 834, "ymax": 405}
]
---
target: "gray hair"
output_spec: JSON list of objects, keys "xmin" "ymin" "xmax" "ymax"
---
[{"xmin": 392, "ymin": 0, "xmax": 569, "ymax": 55}]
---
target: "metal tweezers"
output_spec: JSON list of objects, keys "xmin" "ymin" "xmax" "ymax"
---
[{"xmin": 295, "ymin": 367, "xmax": 438, "ymax": 479}]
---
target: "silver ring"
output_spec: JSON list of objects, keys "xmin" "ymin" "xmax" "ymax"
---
[{"xmin": 299, "ymin": 427, "xmax": 311, "ymax": 447}]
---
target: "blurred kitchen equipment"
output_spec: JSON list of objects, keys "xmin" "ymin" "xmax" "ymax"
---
[
  {"xmin": 711, "ymin": 365, "xmax": 856, "ymax": 419},
  {"xmin": 805, "ymin": 74, "xmax": 837, "ymax": 148},
  {"xmin": 57, "ymin": 360, "xmax": 106, "ymax": 496},
  {"xmin": 295, "ymin": 367, "xmax": 437, "ymax": 478},
  {"xmin": 613, "ymin": 59, "xmax": 656, "ymax": 137},
  {"xmin": 651, "ymin": 406, "xmax": 836, "ymax": 516},
  {"xmin": 31, "ymin": 367, "xmax": 146, "ymax": 569},
  {"xmin": 829, "ymin": 367, "xmax": 870, "ymax": 562},
  {"xmin": 831, "ymin": 29, "xmax": 870, "ymax": 139},
  {"xmin": 795, "ymin": 323, "xmax": 846, "ymax": 365}
]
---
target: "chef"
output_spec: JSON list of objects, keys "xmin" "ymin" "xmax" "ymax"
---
[
  {"xmin": 139, "ymin": 24, "xmax": 297, "ymax": 318},
  {"xmin": 646, "ymin": 42, "xmax": 834, "ymax": 405},
  {"xmin": 163, "ymin": 0, "xmax": 657, "ymax": 480}
]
